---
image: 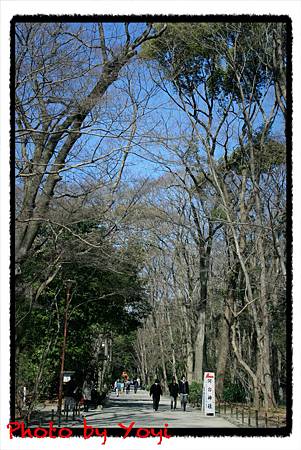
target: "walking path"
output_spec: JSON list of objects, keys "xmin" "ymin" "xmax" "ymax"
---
[{"xmin": 61, "ymin": 389, "xmax": 237, "ymax": 428}]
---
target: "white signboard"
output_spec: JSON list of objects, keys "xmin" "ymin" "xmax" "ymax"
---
[{"xmin": 203, "ymin": 371, "xmax": 215, "ymax": 416}]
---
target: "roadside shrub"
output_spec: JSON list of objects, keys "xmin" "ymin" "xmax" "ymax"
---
[
  {"xmin": 223, "ymin": 382, "xmax": 246, "ymax": 403},
  {"xmin": 189, "ymin": 381, "xmax": 202, "ymax": 407}
]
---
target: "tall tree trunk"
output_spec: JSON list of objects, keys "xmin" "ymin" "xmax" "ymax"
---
[
  {"xmin": 158, "ymin": 331, "xmax": 168, "ymax": 392},
  {"xmin": 216, "ymin": 304, "xmax": 231, "ymax": 400},
  {"xmin": 192, "ymin": 310, "xmax": 206, "ymax": 382},
  {"xmin": 166, "ymin": 308, "xmax": 177, "ymax": 380},
  {"xmin": 183, "ymin": 304, "xmax": 194, "ymax": 383},
  {"xmin": 253, "ymin": 170, "xmax": 276, "ymax": 409},
  {"xmin": 231, "ymin": 322, "xmax": 260, "ymax": 409},
  {"xmin": 136, "ymin": 329, "xmax": 147, "ymax": 386}
]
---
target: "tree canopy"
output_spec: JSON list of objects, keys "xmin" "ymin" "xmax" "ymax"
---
[{"xmin": 14, "ymin": 19, "xmax": 289, "ymax": 417}]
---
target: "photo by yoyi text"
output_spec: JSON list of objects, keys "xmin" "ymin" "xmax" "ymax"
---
[{"xmin": 7, "ymin": 419, "xmax": 172, "ymax": 444}]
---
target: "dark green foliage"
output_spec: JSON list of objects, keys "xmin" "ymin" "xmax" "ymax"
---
[
  {"xmin": 111, "ymin": 333, "xmax": 137, "ymax": 381},
  {"xmin": 226, "ymin": 135, "xmax": 286, "ymax": 176},
  {"xmin": 142, "ymin": 23, "xmax": 227, "ymax": 99},
  {"xmin": 142, "ymin": 23, "xmax": 286, "ymax": 104},
  {"xmin": 189, "ymin": 381, "xmax": 202, "ymax": 407},
  {"xmin": 15, "ymin": 218, "xmax": 150, "ymax": 404},
  {"xmin": 223, "ymin": 381, "xmax": 247, "ymax": 403}
]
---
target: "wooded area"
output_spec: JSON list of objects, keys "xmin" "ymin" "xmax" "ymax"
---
[{"xmin": 14, "ymin": 20, "xmax": 288, "ymax": 419}]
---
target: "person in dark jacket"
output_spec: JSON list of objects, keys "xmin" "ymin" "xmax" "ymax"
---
[
  {"xmin": 168, "ymin": 376, "xmax": 179, "ymax": 410},
  {"xmin": 133, "ymin": 378, "xmax": 139, "ymax": 394},
  {"xmin": 179, "ymin": 375, "xmax": 189, "ymax": 411},
  {"xmin": 149, "ymin": 379, "xmax": 163, "ymax": 411},
  {"xmin": 63, "ymin": 376, "xmax": 78, "ymax": 413}
]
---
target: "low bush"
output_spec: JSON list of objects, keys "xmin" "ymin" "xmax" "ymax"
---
[
  {"xmin": 189, "ymin": 381, "xmax": 202, "ymax": 407},
  {"xmin": 223, "ymin": 382, "xmax": 246, "ymax": 403}
]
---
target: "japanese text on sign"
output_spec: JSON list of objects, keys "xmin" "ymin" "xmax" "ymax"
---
[{"xmin": 203, "ymin": 372, "xmax": 215, "ymax": 416}]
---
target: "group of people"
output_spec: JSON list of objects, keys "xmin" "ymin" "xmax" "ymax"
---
[
  {"xmin": 169, "ymin": 375, "xmax": 189, "ymax": 411},
  {"xmin": 149, "ymin": 375, "xmax": 189, "ymax": 412},
  {"xmin": 63, "ymin": 375, "xmax": 99, "ymax": 413},
  {"xmin": 114, "ymin": 377, "xmax": 140, "ymax": 396},
  {"xmin": 64, "ymin": 373, "xmax": 190, "ymax": 414}
]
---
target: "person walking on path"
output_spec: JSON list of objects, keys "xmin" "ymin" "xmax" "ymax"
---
[
  {"xmin": 179, "ymin": 375, "xmax": 189, "ymax": 411},
  {"xmin": 63, "ymin": 376, "xmax": 78, "ymax": 413},
  {"xmin": 82, "ymin": 375, "xmax": 92, "ymax": 412},
  {"xmin": 114, "ymin": 379, "xmax": 121, "ymax": 397},
  {"xmin": 150, "ymin": 378, "xmax": 163, "ymax": 411},
  {"xmin": 133, "ymin": 378, "xmax": 139, "ymax": 394},
  {"xmin": 168, "ymin": 376, "xmax": 179, "ymax": 410}
]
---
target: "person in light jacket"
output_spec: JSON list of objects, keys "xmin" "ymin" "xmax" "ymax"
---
[
  {"xmin": 82, "ymin": 375, "xmax": 92, "ymax": 412},
  {"xmin": 114, "ymin": 379, "xmax": 121, "ymax": 397}
]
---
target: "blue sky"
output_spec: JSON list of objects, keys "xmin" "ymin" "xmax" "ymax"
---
[{"xmin": 15, "ymin": 20, "xmax": 286, "ymax": 191}]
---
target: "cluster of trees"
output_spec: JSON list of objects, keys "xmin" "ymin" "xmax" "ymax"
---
[
  {"xmin": 14, "ymin": 20, "xmax": 288, "ymax": 416},
  {"xmin": 134, "ymin": 22, "xmax": 287, "ymax": 409},
  {"xmin": 14, "ymin": 21, "xmax": 165, "ymax": 416}
]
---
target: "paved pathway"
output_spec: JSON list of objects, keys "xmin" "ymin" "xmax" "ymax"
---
[{"xmin": 66, "ymin": 389, "xmax": 237, "ymax": 428}]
